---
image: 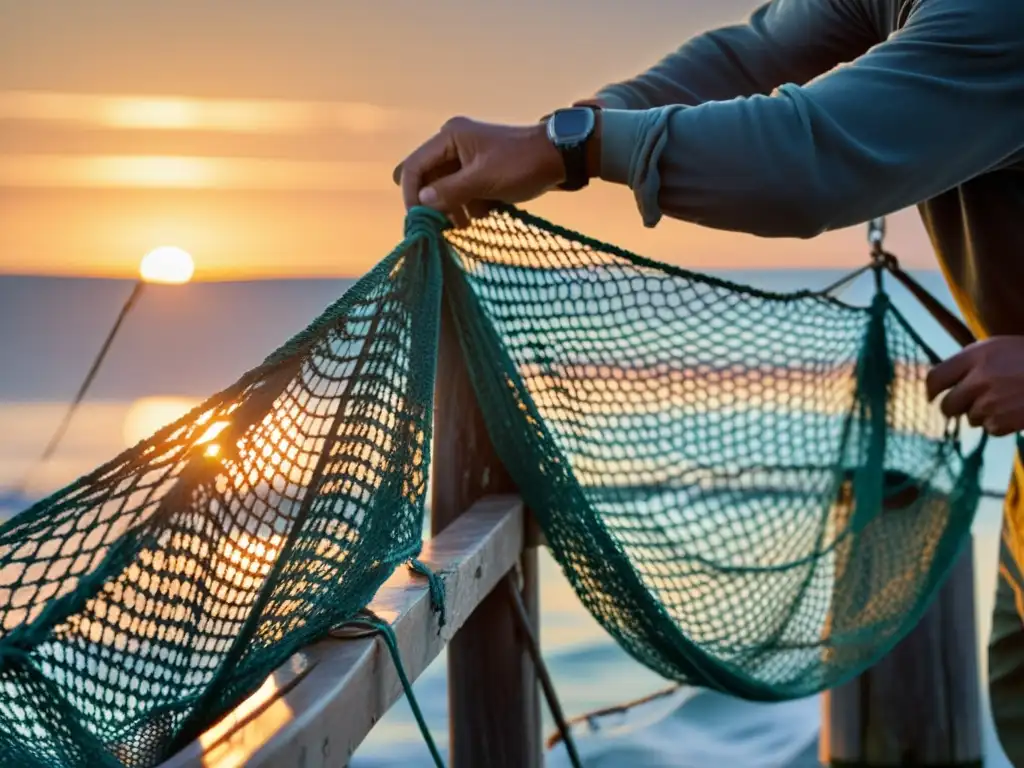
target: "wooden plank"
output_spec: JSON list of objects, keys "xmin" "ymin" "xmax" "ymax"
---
[
  {"xmin": 821, "ymin": 542, "xmax": 982, "ymax": 766},
  {"xmin": 158, "ymin": 496, "xmax": 524, "ymax": 768},
  {"xmin": 431, "ymin": 273, "xmax": 542, "ymax": 768}
]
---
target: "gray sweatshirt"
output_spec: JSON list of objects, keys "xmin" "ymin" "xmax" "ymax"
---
[{"xmin": 594, "ymin": 0, "xmax": 1024, "ymax": 338}]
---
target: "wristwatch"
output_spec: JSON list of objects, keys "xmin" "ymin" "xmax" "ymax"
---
[{"xmin": 545, "ymin": 107, "xmax": 598, "ymax": 192}]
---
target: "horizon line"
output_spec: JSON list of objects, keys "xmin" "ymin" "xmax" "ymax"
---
[{"xmin": 0, "ymin": 265, "xmax": 948, "ymax": 283}]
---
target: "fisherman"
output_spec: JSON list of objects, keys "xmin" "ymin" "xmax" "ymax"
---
[{"xmin": 395, "ymin": 0, "xmax": 1024, "ymax": 763}]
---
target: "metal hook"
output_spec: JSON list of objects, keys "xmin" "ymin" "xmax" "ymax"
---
[{"xmin": 868, "ymin": 217, "xmax": 886, "ymax": 256}]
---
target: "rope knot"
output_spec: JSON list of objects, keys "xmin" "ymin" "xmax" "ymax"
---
[
  {"xmin": 403, "ymin": 206, "xmax": 451, "ymax": 243},
  {"xmin": 408, "ymin": 558, "xmax": 447, "ymax": 628}
]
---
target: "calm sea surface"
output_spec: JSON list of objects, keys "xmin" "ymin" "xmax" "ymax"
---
[{"xmin": 0, "ymin": 271, "xmax": 1014, "ymax": 767}]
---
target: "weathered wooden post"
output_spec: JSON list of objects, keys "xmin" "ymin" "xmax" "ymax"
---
[
  {"xmin": 820, "ymin": 541, "xmax": 982, "ymax": 766},
  {"xmin": 430, "ymin": 273, "xmax": 542, "ymax": 767}
]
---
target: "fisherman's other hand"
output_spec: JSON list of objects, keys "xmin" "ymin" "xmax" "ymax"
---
[
  {"xmin": 393, "ymin": 117, "xmax": 565, "ymax": 227},
  {"xmin": 926, "ymin": 336, "xmax": 1024, "ymax": 436}
]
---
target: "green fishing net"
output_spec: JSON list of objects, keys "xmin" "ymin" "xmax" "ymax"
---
[
  {"xmin": 0, "ymin": 205, "xmax": 983, "ymax": 767},
  {"xmin": 0, "ymin": 231, "xmax": 443, "ymax": 767}
]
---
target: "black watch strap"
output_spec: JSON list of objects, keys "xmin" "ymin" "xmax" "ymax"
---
[{"xmin": 558, "ymin": 142, "xmax": 589, "ymax": 192}]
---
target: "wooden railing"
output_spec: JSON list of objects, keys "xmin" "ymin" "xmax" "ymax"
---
[{"xmin": 158, "ymin": 496, "xmax": 529, "ymax": 768}]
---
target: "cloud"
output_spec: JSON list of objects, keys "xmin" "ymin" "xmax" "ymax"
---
[
  {"xmin": 0, "ymin": 90, "xmax": 436, "ymax": 135},
  {"xmin": 0, "ymin": 154, "xmax": 396, "ymax": 191},
  {"xmin": 0, "ymin": 92, "xmax": 426, "ymax": 191}
]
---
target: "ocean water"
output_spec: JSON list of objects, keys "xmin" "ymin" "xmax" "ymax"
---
[{"xmin": 0, "ymin": 270, "xmax": 1015, "ymax": 767}]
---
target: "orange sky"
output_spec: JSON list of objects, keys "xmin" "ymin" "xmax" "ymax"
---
[{"xmin": 0, "ymin": 0, "xmax": 938, "ymax": 280}]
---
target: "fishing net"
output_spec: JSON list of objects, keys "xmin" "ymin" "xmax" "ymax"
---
[
  {"xmin": 0, "ymin": 231, "xmax": 443, "ymax": 768},
  {"xmin": 0, "ymin": 205, "xmax": 983, "ymax": 767},
  {"xmin": 443, "ymin": 206, "xmax": 983, "ymax": 701}
]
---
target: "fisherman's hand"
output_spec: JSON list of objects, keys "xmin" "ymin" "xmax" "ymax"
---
[
  {"xmin": 393, "ymin": 117, "xmax": 565, "ymax": 228},
  {"xmin": 926, "ymin": 336, "xmax": 1024, "ymax": 436}
]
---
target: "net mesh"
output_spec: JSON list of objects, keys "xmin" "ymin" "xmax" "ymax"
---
[
  {"xmin": 444, "ymin": 206, "xmax": 982, "ymax": 701},
  {"xmin": 0, "ymin": 205, "xmax": 983, "ymax": 766},
  {"xmin": 0, "ymin": 232, "xmax": 442, "ymax": 767}
]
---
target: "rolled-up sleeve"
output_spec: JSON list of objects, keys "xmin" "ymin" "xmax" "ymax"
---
[{"xmin": 599, "ymin": 0, "xmax": 1024, "ymax": 238}]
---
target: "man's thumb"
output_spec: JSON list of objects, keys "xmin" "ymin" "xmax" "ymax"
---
[{"xmin": 419, "ymin": 168, "xmax": 480, "ymax": 211}]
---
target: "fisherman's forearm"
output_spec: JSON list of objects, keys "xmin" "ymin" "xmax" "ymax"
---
[{"xmin": 591, "ymin": 0, "xmax": 1024, "ymax": 239}]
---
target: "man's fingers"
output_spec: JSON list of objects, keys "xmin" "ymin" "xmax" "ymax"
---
[
  {"xmin": 399, "ymin": 132, "xmax": 457, "ymax": 210},
  {"xmin": 985, "ymin": 418, "xmax": 1011, "ymax": 437},
  {"xmin": 420, "ymin": 165, "xmax": 486, "ymax": 214},
  {"xmin": 926, "ymin": 348, "xmax": 977, "ymax": 401},
  {"xmin": 967, "ymin": 395, "xmax": 995, "ymax": 427},
  {"xmin": 938, "ymin": 373, "xmax": 986, "ymax": 419},
  {"xmin": 986, "ymin": 404, "xmax": 1024, "ymax": 437},
  {"xmin": 422, "ymin": 158, "xmax": 463, "ymax": 189}
]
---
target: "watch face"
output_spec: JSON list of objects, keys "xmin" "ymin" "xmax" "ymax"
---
[{"xmin": 550, "ymin": 108, "xmax": 594, "ymax": 146}]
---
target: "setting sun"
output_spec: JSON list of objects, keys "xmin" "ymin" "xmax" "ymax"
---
[{"xmin": 139, "ymin": 245, "xmax": 195, "ymax": 284}]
